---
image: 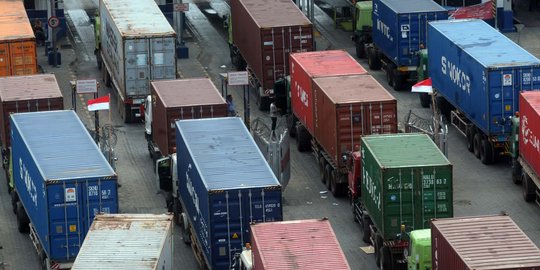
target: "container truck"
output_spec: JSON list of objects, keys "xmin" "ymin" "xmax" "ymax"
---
[
  {"xmin": 365, "ymin": 0, "xmax": 447, "ymax": 91},
  {"xmin": 511, "ymin": 91, "xmax": 540, "ymax": 204},
  {"xmin": 290, "ymin": 51, "xmax": 398, "ymax": 196},
  {"xmin": 233, "ymin": 218, "xmax": 351, "ymax": 270},
  {"xmin": 175, "ymin": 117, "xmax": 282, "ymax": 270},
  {"xmin": 0, "ymin": 74, "xmax": 64, "ymax": 193},
  {"xmin": 72, "ymin": 214, "xmax": 173, "ymax": 270},
  {"xmin": 9, "ymin": 110, "xmax": 118, "ymax": 269},
  {"xmin": 431, "ymin": 214, "xmax": 540, "ymax": 270},
  {"xmin": 428, "ymin": 19, "xmax": 540, "ymax": 164},
  {"xmin": 228, "ymin": 0, "xmax": 314, "ymax": 110},
  {"xmin": 0, "ymin": 0, "xmax": 38, "ymax": 77},
  {"xmin": 355, "ymin": 133, "xmax": 453, "ymax": 269},
  {"xmin": 95, "ymin": 0, "xmax": 177, "ymax": 123}
]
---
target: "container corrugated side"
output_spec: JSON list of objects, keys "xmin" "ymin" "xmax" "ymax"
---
[
  {"xmin": 372, "ymin": 0, "xmax": 447, "ymax": 67},
  {"xmin": 428, "ymin": 19, "xmax": 540, "ymax": 138},
  {"xmin": 231, "ymin": 0, "xmax": 313, "ymax": 91},
  {"xmin": 313, "ymin": 75, "xmax": 397, "ymax": 167},
  {"xmin": 251, "ymin": 219, "xmax": 350, "ymax": 270},
  {"xmin": 176, "ymin": 117, "xmax": 282, "ymax": 269},
  {"xmin": 11, "ymin": 110, "xmax": 118, "ymax": 263},
  {"xmin": 519, "ymin": 91, "xmax": 540, "ymax": 178},
  {"xmin": 361, "ymin": 134, "xmax": 452, "ymax": 239},
  {"xmin": 0, "ymin": 74, "xmax": 64, "ymax": 150},
  {"xmin": 431, "ymin": 215, "xmax": 540, "ymax": 270},
  {"xmin": 290, "ymin": 51, "xmax": 367, "ymax": 134},
  {"xmin": 151, "ymin": 79, "xmax": 227, "ymax": 156},
  {"xmin": 72, "ymin": 214, "xmax": 173, "ymax": 270}
]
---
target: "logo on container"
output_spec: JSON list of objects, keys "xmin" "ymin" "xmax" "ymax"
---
[
  {"xmin": 441, "ymin": 56, "xmax": 471, "ymax": 94},
  {"xmin": 65, "ymin": 187, "xmax": 77, "ymax": 202},
  {"xmin": 376, "ymin": 19, "xmax": 392, "ymax": 41},
  {"xmin": 522, "ymin": 115, "xmax": 540, "ymax": 153},
  {"xmin": 362, "ymin": 161, "xmax": 381, "ymax": 210},
  {"xmin": 294, "ymin": 82, "xmax": 309, "ymax": 108},
  {"xmin": 19, "ymin": 158, "xmax": 38, "ymax": 207}
]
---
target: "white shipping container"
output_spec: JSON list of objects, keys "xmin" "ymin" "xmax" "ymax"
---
[
  {"xmin": 99, "ymin": 0, "xmax": 177, "ymax": 103},
  {"xmin": 72, "ymin": 214, "xmax": 173, "ymax": 270}
]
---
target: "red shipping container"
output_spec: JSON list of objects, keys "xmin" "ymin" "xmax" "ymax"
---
[
  {"xmin": 313, "ymin": 74, "xmax": 397, "ymax": 166},
  {"xmin": 290, "ymin": 50, "xmax": 367, "ymax": 134},
  {"xmin": 0, "ymin": 74, "xmax": 64, "ymax": 150},
  {"xmin": 151, "ymin": 78, "xmax": 227, "ymax": 156},
  {"xmin": 250, "ymin": 219, "xmax": 350, "ymax": 270},
  {"xmin": 431, "ymin": 215, "xmax": 540, "ymax": 270},
  {"xmin": 519, "ymin": 91, "xmax": 540, "ymax": 179},
  {"xmin": 231, "ymin": 0, "xmax": 313, "ymax": 91}
]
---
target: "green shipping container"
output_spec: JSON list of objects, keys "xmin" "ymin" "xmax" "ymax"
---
[{"xmin": 361, "ymin": 133, "xmax": 453, "ymax": 240}]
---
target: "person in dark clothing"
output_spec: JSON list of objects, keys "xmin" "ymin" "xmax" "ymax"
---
[
  {"xmin": 270, "ymin": 98, "xmax": 278, "ymax": 136},
  {"xmin": 33, "ymin": 19, "xmax": 45, "ymax": 46}
]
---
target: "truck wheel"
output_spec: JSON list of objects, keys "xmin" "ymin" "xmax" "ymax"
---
[
  {"xmin": 319, "ymin": 157, "xmax": 326, "ymax": 184},
  {"xmin": 374, "ymin": 235, "xmax": 383, "ymax": 267},
  {"xmin": 367, "ymin": 47, "xmax": 381, "ymax": 70},
  {"xmin": 380, "ymin": 246, "xmax": 392, "ymax": 270},
  {"xmin": 512, "ymin": 159, "xmax": 522, "ymax": 184},
  {"xmin": 11, "ymin": 191, "xmax": 19, "ymax": 215},
  {"xmin": 385, "ymin": 65, "xmax": 394, "ymax": 86},
  {"xmin": 522, "ymin": 172, "xmax": 535, "ymax": 202},
  {"xmin": 124, "ymin": 105, "xmax": 133, "ymax": 124},
  {"xmin": 391, "ymin": 69, "xmax": 403, "ymax": 91},
  {"xmin": 419, "ymin": 93, "xmax": 430, "ymax": 108},
  {"xmin": 480, "ymin": 137, "xmax": 494, "ymax": 165},
  {"xmin": 356, "ymin": 41, "xmax": 365, "ymax": 58},
  {"xmin": 361, "ymin": 215, "xmax": 371, "ymax": 243},
  {"xmin": 173, "ymin": 198, "xmax": 182, "ymax": 226},
  {"xmin": 473, "ymin": 133, "xmax": 481, "ymax": 159},
  {"xmin": 330, "ymin": 171, "xmax": 345, "ymax": 197},
  {"xmin": 288, "ymin": 117, "xmax": 296, "ymax": 138},
  {"xmin": 16, "ymin": 202, "xmax": 30, "ymax": 233},
  {"xmin": 325, "ymin": 165, "xmax": 332, "ymax": 190},
  {"xmin": 466, "ymin": 128, "xmax": 475, "ymax": 153},
  {"xmin": 180, "ymin": 213, "xmax": 192, "ymax": 245}
]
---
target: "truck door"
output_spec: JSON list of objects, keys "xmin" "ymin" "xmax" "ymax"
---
[
  {"xmin": 125, "ymin": 39, "xmax": 150, "ymax": 98},
  {"xmin": 149, "ymin": 37, "xmax": 176, "ymax": 80}
]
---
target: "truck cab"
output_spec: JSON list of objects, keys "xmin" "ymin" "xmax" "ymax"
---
[
  {"xmin": 352, "ymin": 1, "xmax": 372, "ymax": 58},
  {"xmin": 406, "ymin": 229, "xmax": 432, "ymax": 270},
  {"xmin": 416, "ymin": 49, "xmax": 430, "ymax": 108}
]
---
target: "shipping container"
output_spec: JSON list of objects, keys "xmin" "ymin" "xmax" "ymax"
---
[
  {"xmin": 360, "ymin": 133, "xmax": 453, "ymax": 239},
  {"xmin": 0, "ymin": 0, "xmax": 38, "ymax": 77},
  {"xmin": 372, "ymin": 0, "xmax": 447, "ymax": 68},
  {"xmin": 428, "ymin": 19, "xmax": 540, "ymax": 137},
  {"xmin": 250, "ymin": 219, "xmax": 350, "ymax": 270},
  {"xmin": 230, "ymin": 0, "xmax": 313, "ymax": 91},
  {"xmin": 99, "ymin": 0, "xmax": 177, "ymax": 122},
  {"xmin": 313, "ymin": 75, "xmax": 397, "ymax": 167},
  {"xmin": 290, "ymin": 50, "xmax": 367, "ymax": 134},
  {"xmin": 519, "ymin": 92, "xmax": 540, "ymax": 181},
  {"xmin": 176, "ymin": 117, "xmax": 282, "ymax": 270},
  {"xmin": 11, "ymin": 110, "xmax": 118, "ymax": 267},
  {"xmin": 431, "ymin": 215, "xmax": 540, "ymax": 270},
  {"xmin": 150, "ymin": 78, "xmax": 227, "ymax": 156},
  {"xmin": 0, "ymin": 74, "xmax": 64, "ymax": 151},
  {"xmin": 72, "ymin": 214, "xmax": 173, "ymax": 270}
]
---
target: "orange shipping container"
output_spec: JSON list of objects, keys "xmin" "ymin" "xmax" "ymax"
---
[{"xmin": 0, "ymin": 0, "xmax": 38, "ymax": 77}]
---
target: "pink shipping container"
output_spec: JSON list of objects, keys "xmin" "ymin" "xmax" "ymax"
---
[
  {"xmin": 431, "ymin": 215, "xmax": 540, "ymax": 270},
  {"xmin": 519, "ymin": 91, "xmax": 540, "ymax": 182},
  {"xmin": 290, "ymin": 50, "xmax": 367, "ymax": 134},
  {"xmin": 231, "ymin": 0, "xmax": 313, "ymax": 92},
  {"xmin": 250, "ymin": 219, "xmax": 350, "ymax": 270}
]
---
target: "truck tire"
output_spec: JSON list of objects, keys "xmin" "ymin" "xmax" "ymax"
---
[
  {"xmin": 325, "ymin": 165, "xmax": 332, "ymax": 190},
  {"xmin": 11, "ymin": 191, "xmax": 19, "ymax": 215},
  {"xmin": 473, "ymin": 133, "xmax": 481, "ymax": 159},
  {"xmin": 385, "ymin": 65, "xmax": 394, "ymax": 86},
  {"xmin": 361, "ymin": 215, "xmax": 371, "ymax": 243},
  {"xmin": 374, "ymin": 234, "xmax": 383, "ymax": 267},
  {"xmin": 356, "ymin": 41, "xmax": 365, "ymax": 58},
  {"xmin": 380, "ymin": 246, "xmax": 392, "ymax": 270},
  {"xmin": 330, "ymin": 171, "xmax": 345, "ymax": 197},
  {"xmin": 522, "ymin": 172, "xmax": 535, "ymax": 202},
  {"xmin": 16, "ymin": 202, "xmax": 29, "ymax": 233},
  {"xmin": 288, "ymin": 116, "xmax": 296, "ymax": 138},
  {"xmin": 124, "ymin": 104, "xmax": 133, "ymax": 124},
  {"xmin": 512, "ymin": 159, "xmax": 522, "ymax": 184},
  {"xmin": 319, "ymin": 157, "xmax": 326, "ymax": 184},
  {"xmin": 367, "ymin": 47, "xmax": 381, "ymax": 70},
  {"xmin": 173, "ymin": 198, "xmax": 182, "ymax": 226},
  {"xmin": 391, "ymin": 69, "xmax": 403, "ymax": 91},
  {"xmin": 180, "ymin": 213, "xmax": 192, "ymax": 245},
  {"xmin": 420, "ymin": 93, "xmax": 430, "ymax": 108},
  {"xmin": 480, "ymin": 137, "xmax": 494, "ymax": 165},
  {"xmin": 466, "ymin": 128, "xmax": 475, "ymax": 153}
]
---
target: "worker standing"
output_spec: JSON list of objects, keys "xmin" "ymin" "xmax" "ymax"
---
[{"xmin": 270, "ymin": 98, "xmax": 278, "ymax": 136}]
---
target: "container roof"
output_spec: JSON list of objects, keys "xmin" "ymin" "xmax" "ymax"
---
[
  {"xmin": 176, "ymin": 117, "xmax": 280, "ymax": 190},
  {"xmin": 101, "ymin": 0, "xmax": 175, "ymax": 37},
  {"xmin": 151, "ymin": 78, "xmax": 226, "ymax": 108},
  {"xmin": 72, "ymin": 214, "xmax": 172, "ymax": 269},
  {"xmin": 0, "ymin": 0, "xmax": 35, "ymax": 41},
  {"xmin": 238, "ymin": 0, "xmax": 312, "ymax": 28},
  {"xmin": 432, "ymin": 215, "xmax": 540, "ymax": 269},
  {"xmin": 251, "ymin": 219, "xmax": 351, "ymax": 269},
  {"xmin": 291, "ymin": 50, "xmax": 367, "ymax": 78},
  {"xmin": 382, "ymin": 0, "xmax": 446, "ymax": 13},
  {"xmin": 11, "ymin": 111, "xmax": 116, "ymax": 180},
  {"xmin": 362, "ymin": 133, "xmax": 450, "ymax": 168},
  {"xmin": 429, "ymin": 19, "xmax": 540, "ymax": 68},
  {"xmin": 0, "ymin": 74, "xmax": 63, "ymax": 102},
  {"xmin": 313, "ymin": 75, "xmax": 395, "ymax": 104},
  {"xmin": 522, "ymin": 91, "xmax": 540, "ymax": 114}
]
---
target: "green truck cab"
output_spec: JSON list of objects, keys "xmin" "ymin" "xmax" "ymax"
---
[
  {"xmin": 351, "ymin": 1, "xmax": 372, "ymax": 58},
  {"xmin": 416, "ymin": 49, "xmax": 431, "ymax": 108},
  {"xmin": 406, "ymin": 229, "xmax": 432, "ymax": 270},
  {"xmin": 93, "ymin": 13, "xmax": 102, "ymax": 70}
]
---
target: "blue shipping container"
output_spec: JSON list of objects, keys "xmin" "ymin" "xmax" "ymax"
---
[
  {"xmin": 372, "ymin": 0, "xmax": 448, "ymax": 67},
  {"xmin": 176, "ymin": 117, "xmax": 282, "ymax": 270},
  {"xmin": 428, "ymin": 19, "xmax": 540, "ymax": 138},
  {"xmin": 11, "ymin": 110, "xmax": 118, "ymax": 264}
]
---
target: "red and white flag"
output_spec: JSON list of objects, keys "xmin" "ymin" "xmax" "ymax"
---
[
  {"xmin": 411, "ymin": 78, "xmax": 433, "ymax": 93},
  {"xmin": 87, "ymin": 95, "xmax": 110, "ymax": 111}
]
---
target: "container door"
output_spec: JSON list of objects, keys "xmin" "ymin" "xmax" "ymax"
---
[
  {"xmin": 150, "ymin": 37, "xmax": 176, "ymax": 81},
  {"xmin": 210, "ymin": 191, "xmax": 244, "ymax": 269},
  {"xmin": 0, "ymin": 43, "xmax": 9, "ymax": 76},
  {"xmin": 414, "ymin": 167, "xmax": 453, "ymax": 229},
  {"xmin": 9, "ymin": 41, "xmax": 37, "ymax": 75},
  {"xmin": 47, "ymin": 181, "xmax": 86, "ymax": 261},
  {"xmin": 125, "ymin": 39, "xmax": 150, "ymax": 98},
  {"xmin": 82, "ymin": 179, "xmax": 118, "ymax": 235}
]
